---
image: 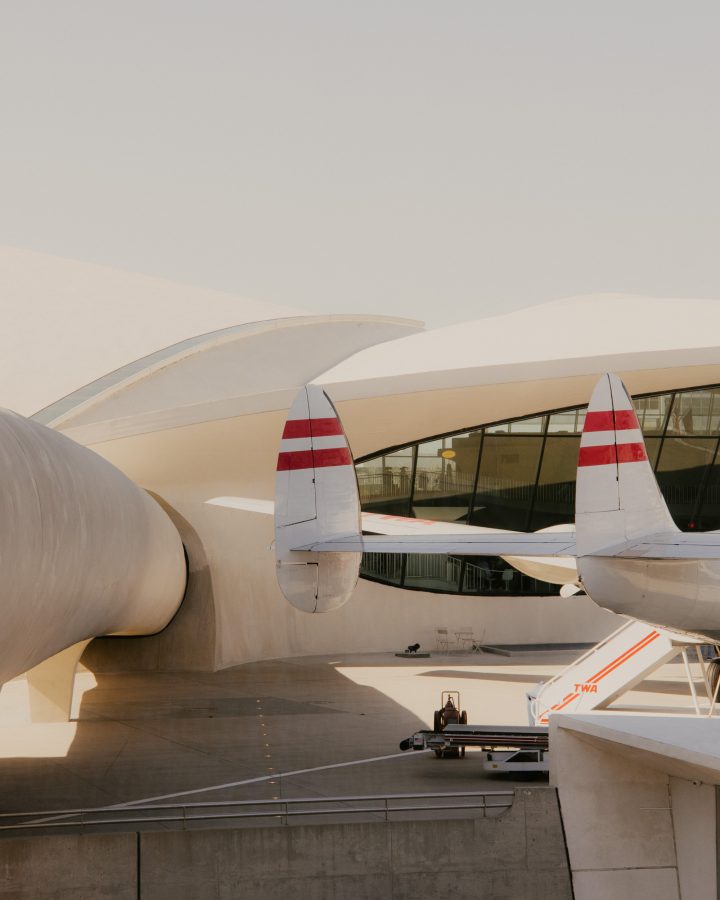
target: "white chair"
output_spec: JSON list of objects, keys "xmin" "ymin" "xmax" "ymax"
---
[
  {"xmin": 455, "ymin": 628, "xmax": 475, "ymax": 650},
  {"xmin": 435, "ymin": 627, "xmax": 451, "ymax": 651}
]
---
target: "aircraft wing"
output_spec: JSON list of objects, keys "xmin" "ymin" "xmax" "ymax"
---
[
  {"xmin": 606, "ymin": 531, "xmax": 720, "ymax": 560},
  {"xmin": 293, "ymin": 532, "xmax": 577, "ymax": 555},
  {"xmin": 207, "ymin": 496, "xmax": 579, "ymax": 583},
  {"xmin": 360, "ymin": 512, "xmax": 503, "ymax": 535}
]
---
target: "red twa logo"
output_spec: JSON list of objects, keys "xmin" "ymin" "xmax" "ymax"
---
[{"xmin": 574, "ymin": 683, "xmax": 598, "ymax": 694}]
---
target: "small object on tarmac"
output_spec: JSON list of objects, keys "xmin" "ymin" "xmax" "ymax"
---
[
  {"xmin": 433, "ymin": 691, "xmax": 468, "ymax": 759},
  {"xmin": 395, "ymin": 642, "xmax": 430, "ymax": 658}
]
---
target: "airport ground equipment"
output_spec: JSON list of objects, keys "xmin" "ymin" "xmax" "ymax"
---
[
  {"xmin": 400, "ymin": 724, "xmax": 550, "ymax": 773},
  {"xmin": 528, "ymin": 619, "xmax": 710, "ymax": 725},
  {"xmin": 431, "ymin": 691, "xmax": 469, "ymax": 757}
]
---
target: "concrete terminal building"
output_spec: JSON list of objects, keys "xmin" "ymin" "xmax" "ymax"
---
[
  {"xmin": 5, "ymin": 248, "xmax": 720, "ymax": 703},
  {"xmin": 7, "ymin": 248, "xmax": 720, "ymax": 898}
]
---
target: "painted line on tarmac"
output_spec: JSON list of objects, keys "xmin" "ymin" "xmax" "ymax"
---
[
  {"xmin": 20, "ymin": 750, "xmax": 421, "ymax": 825},
  {"xmin": 113, "ymin": 750, "xmax": 417, "ymax": 808}
]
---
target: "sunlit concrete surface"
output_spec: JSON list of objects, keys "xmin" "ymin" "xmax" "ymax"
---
[
  {"xmin": 0, "ymin": 648, "xmax": 708, "ymax": 821},
  {"xmin": 0, "ymin": 667, "xmax": 98, "ymax": 759},
  {"xmin": 0, "ymin": 666, "xmax": 98, "ymax": 728}
]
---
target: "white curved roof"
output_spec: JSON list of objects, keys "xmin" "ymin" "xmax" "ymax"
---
[
  {"xmin": 51, "ymin": 315, "xmax": 423, "ymax": 444},
  {"xmin": 0, "ymin": 247, "xmax": 304, "ymax": 416},
  {"xmin": 321, "ymin": 294, "xmax": 720, "ymax": 394}
]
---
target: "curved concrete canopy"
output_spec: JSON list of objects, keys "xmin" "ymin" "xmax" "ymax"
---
[
  {"xmin": 0, "ymin": 246, "xmax": 304, "ymax": 416},
  {"xmin": 50, "ymin": 315, "xmax": 423, "ymax": 445},
  {"xmin": 312, "ymin": 294, "xmax": 720, "ymax": 458},
  {"xmin": 320, "ymin": 294, "xmax": 720, "ymax": 402}
]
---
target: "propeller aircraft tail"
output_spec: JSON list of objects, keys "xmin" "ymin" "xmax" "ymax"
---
[
  {"xmin": 274, "ymin": 385, "xmax": 361, "ymax": 612},
  {"xmin": 576, "ymin": 372, "xmax": 678, "ymax": 558}
]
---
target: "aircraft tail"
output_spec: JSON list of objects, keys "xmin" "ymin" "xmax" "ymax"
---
[
  {"xmin": 575, "ymin": 373, "xmax": 678, "ymax": 556},
  {"xmin": 274, "ymin": 385, "xmax": 361, "ymax": 612}
]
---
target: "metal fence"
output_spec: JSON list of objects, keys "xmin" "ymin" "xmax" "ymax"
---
[{"xmin": 0, "ymin": 790, "xmax": 515, "ymax": 835}]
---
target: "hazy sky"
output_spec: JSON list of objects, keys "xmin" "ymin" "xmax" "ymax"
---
[{"xmin": 2, "ymin": 2, "xmax": 720, "ymax": 326}]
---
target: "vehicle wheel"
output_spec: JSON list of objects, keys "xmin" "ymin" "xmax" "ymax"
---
[
  {"xmin": 434, "ymin": 749, "xmax": 443, "ymax": 758},
  {"xmin": 708, "ymin": 658, "xmax": 720, "ymax": 699},
  {"xmin": 460, "ymin": 746, "xmax": 466, "ymax": 758},
  {"xmin": 460, "ymin": 710, "xmax": 467, "ymax": 725},
  {"xmin": 434, "ymin": 710, "xmax": 443, "ymax": 732}
]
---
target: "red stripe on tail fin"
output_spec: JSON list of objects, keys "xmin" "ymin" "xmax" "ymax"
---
[{"xmin": 282, "ymin": 418, "xmax": 343, "ymax": 439}]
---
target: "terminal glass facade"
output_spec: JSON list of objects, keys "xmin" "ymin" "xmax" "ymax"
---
[{"xmin": 356, "ymin": 384, "xmax": 720, "ymax": 595}]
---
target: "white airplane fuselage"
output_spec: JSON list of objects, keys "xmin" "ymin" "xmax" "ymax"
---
[{"xmin": 580, "ymin": 552, "xmax": 720, "ymax": 637}]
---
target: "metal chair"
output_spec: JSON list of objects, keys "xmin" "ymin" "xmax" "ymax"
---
[
  {"xmin": 435, "ymin": 627, "xmax": 452, "ymax": 651},
  {"xmin": 455, "ymin": 628, "xmax": 475, "ymax": 650}
]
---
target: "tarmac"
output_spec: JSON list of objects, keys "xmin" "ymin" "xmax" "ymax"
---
[{"xmin": 0, "ymin": 645, "xmax": 706, "ymax": 821}]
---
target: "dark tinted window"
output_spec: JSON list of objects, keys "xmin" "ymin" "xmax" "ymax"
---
[
  {"xmin": 356, "ymin": 448, "xmax": 414, "ymax": 516},
  {"xmin": 412, "ymin": 432, "xmax": 480, "ymax": 523},
  {"xmin": 471, "ymin": 433, "xmax": 543, "ymax": 530},
  {"xmin": 357, "ymin": 384, "xmax": 720, "ymax": 595},
  {"xmin": 530, "ymin": 436, "xmax": 581, "ymax": 531}
]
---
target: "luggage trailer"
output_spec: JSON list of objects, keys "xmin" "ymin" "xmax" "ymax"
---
[{"xmin": 399, "ymin": 724, "xmax": 550, "ymax": 773}]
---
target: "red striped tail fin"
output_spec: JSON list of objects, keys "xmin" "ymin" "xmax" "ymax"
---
[
  {"xmin": 575, "ymin": 373, "xmax": 677, "ymax": 556},
  {"xmin": 274, "ymin": 385, "xmax": 361, "ymax": 613}
]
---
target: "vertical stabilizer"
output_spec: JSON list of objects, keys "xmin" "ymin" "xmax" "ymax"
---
[
  {"xmin": 274, "ymin": 385, "xmax": 361, "ymax": 612},
  {"xmin": 576, "ymin": 373, "xmax": 678, "ymax": 557}
]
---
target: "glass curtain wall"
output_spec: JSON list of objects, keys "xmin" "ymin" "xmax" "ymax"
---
[{"xmin": 357, "ymin": 383, "xmax": 720, "ymax": 595}]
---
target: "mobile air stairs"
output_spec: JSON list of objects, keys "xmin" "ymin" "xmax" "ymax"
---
[
  {"xmin": 528, "ymin": 618, "xmax": 712, "ymax": 725},
  {"xmin": 401, "ymin": 619, "xmax": 718, "ymax": 773}
]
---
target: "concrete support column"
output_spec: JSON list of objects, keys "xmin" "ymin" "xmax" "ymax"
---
[{"xmin": 552, "ymin": 724, "xmax": 680, "ymax": 899}]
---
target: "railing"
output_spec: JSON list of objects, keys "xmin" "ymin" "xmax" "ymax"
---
[{"xmin": 0, "ymin": 791, "xmax": 514, "ymax": 835}]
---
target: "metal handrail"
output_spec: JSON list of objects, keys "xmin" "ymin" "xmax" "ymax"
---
[{"xmin": 0, "ymin": 790, "xmax": 514, "ymax": 833}]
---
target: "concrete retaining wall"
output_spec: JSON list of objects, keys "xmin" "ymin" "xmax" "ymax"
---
[
  {"xmin": 0, "ymin": 833, "xmax": 136, "ymax": 900},
  {"xmin": 0, "ymin": 790, "xmax": 571, "ymax": 900}
]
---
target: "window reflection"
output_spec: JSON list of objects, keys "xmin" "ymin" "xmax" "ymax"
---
[
  {"xmin": 471, "ymin": 434, "xmax": 543, "ymax": 530},
  {"xmin": 356, "ymin": 447, "xmax": 414, "ymax": 516},
  {"xmin": 635, "ymin": 394, "xmax": 672, "ymax": 435},
  {"xmin": 487, "ymin": 416, "xmax": 545, "ymax": 435},
  {"xmin": 668, "ymin": 389, "xmax": 720, "ymax": 435},
  {"xmin": 413, "ymin": 431, "xmax": 480, "ymax": 523},
  {"xmin": 547, "ymin": 409, "xmax": 586, "ymax": 434},
  {"xmin": 696, "ymin": 450, "xmax": 720, "ymax": 530},
  {"xmin": 655, "ymin": 437, "xmax": 716, "ymax": 528},
  {"xmin": 357, "ymin": 383, "xmax": 720, "ymax": 596},
  {"xmin": 530, "ymin": 436, "xmax": 580, "ymax": 530},
  {"xmin": 645, "ymin": 437, "xmax": 662, "ymax": 469}
]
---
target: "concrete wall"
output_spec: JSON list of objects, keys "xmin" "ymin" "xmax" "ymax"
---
[
  {"xmin": 0, "ymin": 791, "xmax": 571, "ymax": 900},
  {"xmin": 0, "ymin": 833, "xmax": 136, "ymax": 900},
  {"xmin": 553, "ymin": 726, "xmax": 680, "ymax": 899},
  {"xmin": 552, "ymin": 723, "xmax": 720, "ymax": 900},
  {"xmin": 670, "ymin": 777, "xmax": 716, "ymax": 900}
]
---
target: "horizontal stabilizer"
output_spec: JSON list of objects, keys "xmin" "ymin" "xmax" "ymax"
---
[
  {"xmin": 608, "ymin": 531, "xmax": 720, "ymax": 559},
  {"xmin": 293, "ymin": 532, "xmax": 576, "ymax": 556}
]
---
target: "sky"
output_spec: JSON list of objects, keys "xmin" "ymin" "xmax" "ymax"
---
[{"xmin": 2, "ymin": 2, "xmax": 720, "ymax": 326}]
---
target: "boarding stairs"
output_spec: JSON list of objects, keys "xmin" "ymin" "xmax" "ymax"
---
[{"xmin": 528, "ymin": 619, "xmax": 709, "ymax": 726}]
